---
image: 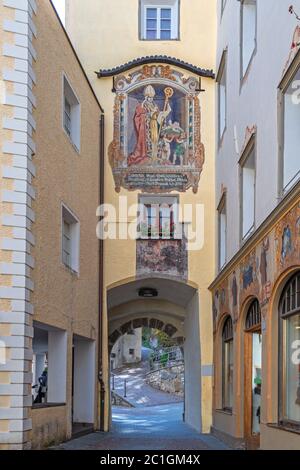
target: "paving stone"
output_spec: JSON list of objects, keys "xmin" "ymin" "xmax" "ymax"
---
[{"xmin": 55, "ymin": 404, "xmax": 229, "ymax": 451}]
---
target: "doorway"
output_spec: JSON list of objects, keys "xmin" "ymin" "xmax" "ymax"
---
[
  {"xmin": 106, "ymin": 277, "xmax": 204, "ymax": 433},
  {"xmin": 72, "ymin": 336, "xmax": 96, "ymax": 437},
  {"xmin": 244, "ymin": 299, "xmax": 262, "ymax": 450}
]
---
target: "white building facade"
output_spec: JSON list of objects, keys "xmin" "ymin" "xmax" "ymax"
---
[{"xmin": 211, "ymin": 0, "xmax": 300, "ymax": 450}]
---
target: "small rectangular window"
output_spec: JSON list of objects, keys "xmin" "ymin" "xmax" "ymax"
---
[
  {"xmin": 139, "ymin": 195, "xmax": 179, "ymax": 240},
  {"xmin": 63, "ymin": 75, "xmax": 81, "ymax": 151},
  {"xmin": 62, "ymin": 205, "xmax": 80, "ymax": 273},
  {"xmin": 241, "ymin": 0, "xmax": 257, "ymax": 78},
  {"xmin": 240, "ymin": 140, "xmax": 256, "ymax": 241},
  {"xmin": 141, "ymin": 1, "xmax": 179, "ymax": 40}
]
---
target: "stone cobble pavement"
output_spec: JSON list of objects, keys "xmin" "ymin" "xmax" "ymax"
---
[{"xmin": 56, "ymin": 403, "xmax": 229, "ymax": 451}]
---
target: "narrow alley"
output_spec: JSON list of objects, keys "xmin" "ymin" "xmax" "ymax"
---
[{"xmin": 56, "ymin": 404, "xmax": 228, "ymax": 451}]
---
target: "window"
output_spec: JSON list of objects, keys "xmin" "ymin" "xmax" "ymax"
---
[
  {"xmin": 140, "ymin": 0, "xmax": 179, "ymax": 40},
  {"xmin": 218, "ymin": 193, "xmax": 227, "ymax": 270},
  {"xmin": 241, "ymin": 0, "xmax": 257, "ymax": 78},
  {"xmin": 222, "ymin": 316, "xmax": 234, "ymax": 410},
  {"xmin": 245, "ymin": 299, "xmax": 261, "ymax": 331},
  {"xmin": 240, "ymin": 138, "xmax": 256, "ymax": 241},
  {"xmin": 139, "ymin": 196, "xmax": 178, "ymax": 239},
  {"xmin": 63, "ymin": 75, "xmax": 81, "ymax": 151},
  {"xmin": 64, "ymin": 98, "xmax": 71, "ymax": 137},
  {"xmin": 145, "ymin": 204, "xmax": 175, "ymax": 238},
  {"xmin": 279, "ymin": 273, "xmax": 300, "ymax": 426},
  {"xmin": 62, "ymin": 205, "xmax": 80, "ymax": 273},
  {"xmin": 281, "ymin": 66, "xmax": 300, "ymax": 193},
  {"xmin": 217, "ymin": 50, "xmax": 227, "ymax": 142},
  {"xmin": 129, "ymin": 349, "xmax": 135, "ymax": 356}
]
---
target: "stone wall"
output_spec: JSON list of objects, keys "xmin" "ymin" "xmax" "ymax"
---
[{"xmin": 146, "ymin": 364, "xmax": 184, "ymax": 397}]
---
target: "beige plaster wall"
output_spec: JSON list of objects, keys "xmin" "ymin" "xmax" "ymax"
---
[{"xmin": 30, "ymin": 405, "xmax": 67, "ymax": 449}]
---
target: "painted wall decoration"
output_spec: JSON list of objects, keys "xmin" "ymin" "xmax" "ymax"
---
[
  {"xmin": 136, "ymin": 238, "xmax": 188, "ymax": 279},
  {"xmin": 212, "ymin": 201, "xmax": 300, "ymax": 332},
  {"xmin": 108, "ymin": 65, "xmax": 205, "ymax": 193}
]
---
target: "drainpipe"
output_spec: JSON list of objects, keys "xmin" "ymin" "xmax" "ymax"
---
[{"xmin": 98, "ymin": 112, "xmax": 105, "ymax": 431}]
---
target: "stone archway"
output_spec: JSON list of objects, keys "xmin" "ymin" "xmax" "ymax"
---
[
  {"xmin": 108, "ymin": 315, "xmax": 185, "ymax": 354},
  {"xmin": 106, "ymin": 276, "xmax": 203, "ymax": 433}
]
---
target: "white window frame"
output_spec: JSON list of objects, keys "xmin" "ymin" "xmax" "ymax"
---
[
  {"xmin": 279, "ymin": 58, "xmax": 300, "ymax": 196},
  {"xmin": 62, "ymin": 73, "xmax": 81, "ymax": 152},
  {"xmin": 240, "ymin": 136, "xmax": 256, "ymax": 242},
  {"xmin": 61, "ymin": 204, "xmax": 80, "ymax": 274},
  {"xmin": 138, "ymin": 195, "xmax": 179, "ymax": 240},
  {"xmin": 140, "ymin": 0, "xmax": 179, "ymax": 40}
]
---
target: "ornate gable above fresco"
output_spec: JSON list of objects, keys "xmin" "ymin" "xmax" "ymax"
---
[{"xmin": 108, "ymin": 65, "xmax": 205, "ymax": 193}]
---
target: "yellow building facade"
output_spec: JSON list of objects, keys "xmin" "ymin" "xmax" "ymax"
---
[{"xmin": 66, "ymin": 0, "xmax": 216, "ymax": 433}]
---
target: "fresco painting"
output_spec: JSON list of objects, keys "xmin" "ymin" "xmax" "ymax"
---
[
  {"xmin": 213, "ymin": 201, "xmax": 300, "ymax": 331},
  {"xmin": 136, "ymin": 238, "xmax": 188, "ymax": 279},
  {"xmin": 109, "ymin": 65, "xmax": 205, "ymax": 193}
]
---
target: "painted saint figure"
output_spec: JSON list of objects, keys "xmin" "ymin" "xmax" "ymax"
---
[
  {"xmin": 281, "ymin": 225, "xmax": 292, "ymax": 264},
  {"xmin": 128, "ymin": 85, "xmax": 172, "ymax": 166}
]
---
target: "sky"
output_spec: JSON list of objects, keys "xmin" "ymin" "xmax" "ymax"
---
[{"xmin": 52, "ymin": 0, "xmax": 65, "ymax": 24}]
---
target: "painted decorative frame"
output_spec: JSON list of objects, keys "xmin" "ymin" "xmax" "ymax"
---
[{"xmin": 108, "ymin": 64, "xmax": 205, "ymax": 193}]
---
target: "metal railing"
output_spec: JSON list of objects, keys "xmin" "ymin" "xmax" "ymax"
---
[
  {"xmin": 111, "ymin": 373, "xmax": 127, "ymax": 398},
  {"xmin": 150, "ymin": 346, "xmax": 183, "ymax": 371}
]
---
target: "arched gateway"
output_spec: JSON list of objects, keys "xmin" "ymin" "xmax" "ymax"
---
[
  {"xmin": 104, "ymin": 276, "xmax": 204, "ymax": 433},
  {"xmin": 94, "ymin": 56, "xmax": 215, "ymax": 436}
]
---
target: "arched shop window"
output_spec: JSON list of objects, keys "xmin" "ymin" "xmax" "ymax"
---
[
  {"xmin": 279, "ymin": 272, "xmax": 300, "ymax": 426},
  {"xmin": 245, "ymin": 299, "xmax": 261, "ymax": 331},
  {"xmin": 222, "ymin": 316, "xmax": 234, "ymax": 411}
]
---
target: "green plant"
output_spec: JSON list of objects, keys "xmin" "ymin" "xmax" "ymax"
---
[{"xmin": 160, "ymin": 353, "xmax": 168, "ymax": 368}]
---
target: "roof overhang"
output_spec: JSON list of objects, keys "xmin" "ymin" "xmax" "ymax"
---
[{"xmin": 96, "ymin": 55, "xmax": 215, "ymax": 79}]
